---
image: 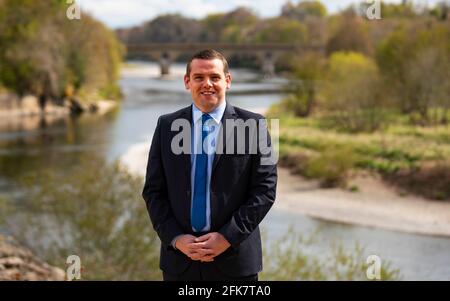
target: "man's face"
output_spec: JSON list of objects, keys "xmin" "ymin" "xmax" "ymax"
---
[{"xmin": 184, "ymin": 58, "xmax": 231, "ymax": 113}]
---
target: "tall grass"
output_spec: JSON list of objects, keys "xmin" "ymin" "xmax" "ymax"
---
[{"xmin": 261, "ymin": 228, "xmax": 400, "ymax": 281}]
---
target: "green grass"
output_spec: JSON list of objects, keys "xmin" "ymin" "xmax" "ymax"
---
[{"xmin": 271, "ymin": 107, "xmax": 450, "ymax": 200}]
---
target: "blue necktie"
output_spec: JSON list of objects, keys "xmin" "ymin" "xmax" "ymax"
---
[{"xmin": 191, "ymin": 113, "xmax": 212, "ymax": 232}]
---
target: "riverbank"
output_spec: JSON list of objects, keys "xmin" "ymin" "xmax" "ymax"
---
[
  {"xmin": 265, "ymin": 106, "xmax": 450, "ymax": 237},
  {"xmin": 0, "ymin": 94, "xmax": 117, "ymax": 119},
  {"xmin": 119, "ymin": 119, "xmax": 450, "ymax": 238},
  {"xmin": 0, "ymin": 235, "xmax": 65, "ymax": 280},
  {"xmin": 268, "ymin": 108, "xmax": 450, "ymax": 201},
  {"xmin": 276, "ymin": 167, "xmax": 450, "ymax": 238},
  {"xmin": 0, "ymin": 94, "xmax": 118, "ymax": 132}
]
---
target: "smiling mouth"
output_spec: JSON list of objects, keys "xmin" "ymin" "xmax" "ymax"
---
[{"xmin": 201, "ymin": 91, "xmax": 215, "ymax": 95}]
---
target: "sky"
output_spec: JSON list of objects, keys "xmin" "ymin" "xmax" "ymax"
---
[{"xmin": 75, "ymin": 0, "xmax": 444, "ymax": 29}]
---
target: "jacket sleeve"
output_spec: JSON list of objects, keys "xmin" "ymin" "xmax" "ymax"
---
[
  {"xmin": 218, "ymin": 117, "xmax": 277, "ymax": 248},
  {"xmin": 142, "ymin": 116, "xmax": 184, "ymax": 247}
]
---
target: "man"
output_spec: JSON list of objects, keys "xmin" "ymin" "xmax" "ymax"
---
[{"xmin": 142, "ymin": 49, "xmax": 277, "ymax": 281}]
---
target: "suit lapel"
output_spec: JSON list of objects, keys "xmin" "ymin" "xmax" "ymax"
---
[
  {"xmin": 180, "ymin": 105, "xmax": 193, "ymax": 189},
  {"xmin": 172, "ymin": 105, "xmax": 193, "ymax": 230},
  {"xmin": 212, "ymin": 102, "xmax": 237, "ymax": 175},
  {"xmin": 210, "ymin": 103, "xmax": 237, "ymax": 230}
]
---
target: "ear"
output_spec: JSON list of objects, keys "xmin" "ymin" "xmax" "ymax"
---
[
  {"xmin": 184, "ymin": 74, "xmax": 190, "ymax": 90},
  {"xmin": 225, "ymin": 73, "xmax": 232, "ymax": 89}
]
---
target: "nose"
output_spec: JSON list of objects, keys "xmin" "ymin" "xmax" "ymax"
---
[{"xmin": 203, "ymin": 78, "xmax": 213, "ymax": 88}]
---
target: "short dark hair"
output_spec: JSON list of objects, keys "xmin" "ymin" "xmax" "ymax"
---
[{"xmin": 186, "ymin": 49, "xmax": 229, "ymax": 77}]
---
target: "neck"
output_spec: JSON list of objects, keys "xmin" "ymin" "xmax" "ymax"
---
[{"xmin": 197, "ymin": 99, "xmax": 225, "ymax": 113}]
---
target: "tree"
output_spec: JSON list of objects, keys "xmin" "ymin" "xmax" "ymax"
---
[
  {"xmin": 376, "ymin": 21, "xmax": 450, "ymax": 123},
  {"xmin": 65, "ymin": 15, "xmax": 124, "ymax": 100},
  {"xmin": 405, "ymin": 47, "xmax": 450, "ymax": 124},
  {"xmin": 429, "ymin": 1, "xmax": 449, "ymax": 20},
  {"xmin": 201, "ymin": 7, "xmax": 258, "ymax": 43},
  {"xmin": 248, "ymin": 17, "xmax": 307, "ymax": 44},
  {"xmin": 283, "ymin": 52, "xmax": 326, "ymax": 117},
  {"xmin": 0, "ymin": 0, "xmax": 68, "ymax": 100},
  {"xmin": 322, "ymin": 52, "xmax": 384, "ymax": 132},
  {"xmin": 281, "ymin": 1, "xmax": 327, "ymax": 21},
  {"xmin": 380, "ymin": 2, "xmax": 419, "ymax": 18},
  {"xmin": 141, "ymin": 14, "xmax": 202, "ymax": 43},
  {"xmin": 326, "ymin": 14, "xmax": 373, "ymax": 56},
  {"xmin": 0, "ymin": 0, "xmax": 123, "ymax": 105}
]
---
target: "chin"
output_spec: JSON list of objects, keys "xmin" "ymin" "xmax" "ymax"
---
[
  {"xmin": 201, "ymin": 99, "xmax": 219, "ymax": 107},
  {"xmin": 194, "ymin": 96, "xmax": 223, "ymax": 111}
]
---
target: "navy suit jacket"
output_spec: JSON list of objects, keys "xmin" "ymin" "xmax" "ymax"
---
[{"xmin": 142, "ymin": 102, "xmax": 277, "ymax": 277}]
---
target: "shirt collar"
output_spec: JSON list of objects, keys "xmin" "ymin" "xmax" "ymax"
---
[{"xmin": 192, "ymin": 100, "xmax": 226, "ymax": 125}]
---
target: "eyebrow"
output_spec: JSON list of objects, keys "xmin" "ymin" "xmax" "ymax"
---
[{"xmin": 192, "ymin": 73, "xmax": 222, "ymax": 77}]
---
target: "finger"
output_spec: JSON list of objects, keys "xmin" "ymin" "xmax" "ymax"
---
[
  {"xmin": 202, "ymin": 253, "xmax": 216, "ymax": 259},
  {"xmin": 187, "ymin": 242, "xmax": 205, "ymax": 249},
  {"xmin": 189, "ymin": 241, "xmax": 200, "ymax": 247},
  {"xmin": 198, "ymin": 248, "xmax": 215, "ymax": 257},
  {"xmin": 200, "ymin": 253, "xmax": 216, "ymax": 261},
  {"xmin": 188, "ymin": 252, "xmax": 203, "ymax": 261},
  {"xmin": 190, "ymin": 242, "xmax": 210, "ymax": 250},
  {"xmin": 194, "ymin": 234, "xmax": 211, "ymax": 242},
  {"xmin": 187, "ymin": 249, "xmax": 199, "ymax": 254},
  {"xmin": 188, "ymin": 247, "xmax": 211, "ymax": 257}
]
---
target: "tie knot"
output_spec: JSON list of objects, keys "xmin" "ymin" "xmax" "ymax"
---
[
  {"xmin": 202, "ymin": 113, "xmax": 212, "ymax": 123},
  {"xmin": 202, "ymin": 114, "xmax": 214, "ymax": 132}
]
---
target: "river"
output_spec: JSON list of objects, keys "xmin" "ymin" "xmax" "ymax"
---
[{"xmin": 0, "ymin": 61, "xmax": 449, "ymax": 280}]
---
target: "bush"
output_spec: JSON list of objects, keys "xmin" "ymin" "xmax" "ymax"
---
[
  {"xmin": 304, "ymin": 146, "xmax": 359, "ymax": 187},
  {"xmin": 321, "ymin": 52, "xmax": 388, "ymax": 132},
  {"xmin": 385, "ymin": 160, "xmax": 450, "ymax": 201},
  {"xmin": 0, "ymin": 157, "xmax": 160, "ymax": 280}
]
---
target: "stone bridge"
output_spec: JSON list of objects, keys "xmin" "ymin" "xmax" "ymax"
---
[{"xmin": 125, "ymin": 43, "xmax": 316, "ymax": 77}]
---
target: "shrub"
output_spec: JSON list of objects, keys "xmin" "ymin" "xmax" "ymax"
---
[
  {"xmin": 321, "ymin": 51, "xmax": 388, "ymax": 132},
  {"xmin": 0, "ymin": 157, "xmax": 161, "ymax": 280},
  {"xmin": 304, "ymin": 146, "xmax": 359, "ymax": 187}
]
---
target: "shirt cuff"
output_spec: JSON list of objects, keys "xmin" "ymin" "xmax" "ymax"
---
[{"xmin": 171, "ymin": 234, "xmax": 183, "ymax": 250}]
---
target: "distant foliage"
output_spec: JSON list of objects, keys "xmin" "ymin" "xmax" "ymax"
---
[
  {"xmin": 304, "ymin": 146, "xmax": 359, "ymax": 187},
  {"xmin": 376, "ymin": 21, "xmax": 450, "ymax": 125},
  {"xmin": 202, "ymin": 7, "xmax": 258, "ymax": 43},
  {"xmin": 281, "ymin": 1, "xmax": 328, "ymax": 20},
  {"xmin": 0, "ymin": 0, "xmax": 124, "ymax": 102},
  {"xmin": 248, "ymin": 17, "xmax": 307, "ymax": 45},
  {"xmin": 326, "ymin": 14, "xmax": 374, "ymax": 56},
  {"xmin": 321, "ymin": 52, "xmax": 386, "ymax": 132},
  {"xmin": 281, "ymin": 52, "xmax": 326, "ymax": 117}
]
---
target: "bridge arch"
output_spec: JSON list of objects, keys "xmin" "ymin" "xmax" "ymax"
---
[{"xmin": 125, "ymin": 43, "xmax": 311, "ymax": 77}]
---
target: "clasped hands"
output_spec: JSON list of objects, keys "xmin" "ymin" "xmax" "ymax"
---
[{"xmin": 175, "ymin": 232, "xmax": 231, "ymax": 262}]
